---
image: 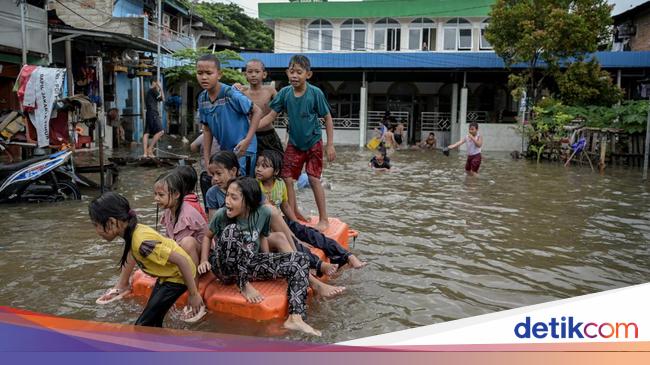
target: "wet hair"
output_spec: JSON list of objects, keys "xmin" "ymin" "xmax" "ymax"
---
[
  {"xmin": 428, "ymin": 132, "xmax": 435, "ymax": 137},
  {"xmin": 174, "ymin": 165, "xmax": 198, "ymax": 195},
  {"xmin": 88, "ymin": 192, "xmax": 137, "ymax": 268},
  {"xmin": 246, "ymin": 59, "xmax": 266, "ymax": 71},
  {"xmin": 288, "ymin": 55, "xmax": 311, "ymax": 71},
  {"xmin": 257, "ymin": 149, "xmax": 283, "ymax": 180},
  {"xmin": 469, "ymin": 122, "xmax": 479, "ymax": 129},
  {"xmin": 197, "ymin": 54, "xmax": 221, "ymax": 70},
  {"xmin": 209, "ymin": 150, "xmax": 240, "ymax": 175},
  {"xmin": 155, "ymin": 171, "xmax": 186, "ymax": 227},
  {"xmin": 225, "ymin": 176, "xmax": 262, "ymax": 241}
]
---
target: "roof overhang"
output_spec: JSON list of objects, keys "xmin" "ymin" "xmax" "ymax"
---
[{"xmin": 50, "ymin": 26, "xmax": 161, "ymax": 53}]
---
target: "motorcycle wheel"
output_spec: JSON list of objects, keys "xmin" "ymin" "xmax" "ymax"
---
[{"xmin": 56, "ymin": 181, "xmax": 81, "ymax": 200}]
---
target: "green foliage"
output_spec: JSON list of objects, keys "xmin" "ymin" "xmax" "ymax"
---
[
  {"xmin": 532, "ymin": 98, "xmax": 649, "ymax": 136},
  {"xmin": 486, "ymin": 0, "xmax": 614, "ymax": 104},
  {"xmin": 163, "ymin": 47, "xmax": 246, "ymax": 88},
  {"xmin": 555, "ymin": 59, "xmax": 623, "ymax": 106},
  {"xmin": 191, "ymin": 2, "xmax": 274, "ymax": 51}
]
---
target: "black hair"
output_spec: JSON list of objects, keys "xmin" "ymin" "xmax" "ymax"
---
[
  {"xmin": 197, "ymin": 54, "xmax": 221, "ymax": 70},
  {"xmin": 288, "ymin": 55, "xmax": 311, "ymax": 71},
  {"xmin": 225, "ymin": 176, "xmax": 262, "ymax": 242},
  {"xmin": 246, "ymin": 59, "xmax": 266, "ymax": 71},
  {"xmin": 257, "ymin": 149, "xmax": 283, "ymax": 180},
  {"xmin": 469, "ymin": 122, "xmax": 479, "ymax": 129},
  {"xmin": 155, "ymin": 171, "xmax": 186, "ymax": 228},
  {"xmin": 209, "ymin": 150, "xmax": 240, "ymax": 174},
  {"xmin": 174, "ymin": 165, "xmax": 198, "ymax": 195},
  {"xmin": 89, "ymin": 192, "xmax": 137, "ymax": 268}
]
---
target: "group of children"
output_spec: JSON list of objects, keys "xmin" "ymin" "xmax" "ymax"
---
[
  {"xmin": 92, "ymin": 54, "xmax": 367, "ymax": 336},
  {"xmin": 369, "ymin": 120, "xmax": 484, "ymax": 176}
]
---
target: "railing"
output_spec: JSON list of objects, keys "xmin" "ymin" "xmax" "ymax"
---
[
  {"xmin": 466, "ymin": 111, "xmax": 490, "ymax": 123},
  {"xmin": 421, "ymin": 112, "xmax": 452, "ymax": 131},
  {"xmin": 367, "ymin": 110, "xmax": 409, "ymax": 130},
  {"xmin": 145, "ymin": 20, "xmax": 193, "ymax": 52},
  {"xmin": 273, "ymin": 116, "xmax": 360, "ymax": 130}
]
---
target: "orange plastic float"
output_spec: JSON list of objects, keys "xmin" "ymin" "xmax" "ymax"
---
[{"xmin": 129, "ymin": 217, "xmax": 354, "ymax": 320}]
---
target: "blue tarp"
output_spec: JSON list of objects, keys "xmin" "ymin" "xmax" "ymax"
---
[{"xmin": 231, "ymin": 51, "xmax": 650, "ymax": 70}]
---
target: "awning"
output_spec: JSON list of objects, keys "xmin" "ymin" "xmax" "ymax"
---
[{"xmin": 50, "ymin": 26, "xmax": 161, "ymax": 53}]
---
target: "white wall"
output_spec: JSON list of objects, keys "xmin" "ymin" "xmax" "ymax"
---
[
  {"xmin": 274, "ymin": 20, "xmax": 303, "ymax": 53},
  {"xmin": 276, "ymin": 128, "xmax": 360, "ymax": 146},
  {"xmin": 475, "ymin": 124, "xmax": 522, "ymax": 152}
]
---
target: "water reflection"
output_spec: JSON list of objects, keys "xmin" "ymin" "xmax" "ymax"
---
[{"xmin": 1, "ymin": 146, "xmax": 649, "ymax": 343}]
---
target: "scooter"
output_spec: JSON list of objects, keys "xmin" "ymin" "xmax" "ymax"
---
[{"xmin": 0, "ymin": 147, "xmax": 81, "ymax": 203}]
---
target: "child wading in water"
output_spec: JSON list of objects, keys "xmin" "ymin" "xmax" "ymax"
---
[
  {"xmin": 95, "ymin": 171, "xmax": 205, "ymax": 318},
  {"xmin": 236, "ymin": 59, "xmax": 284, "ymax": 155},
  {"xmin": 197, "ymin": 177, "xmax": 321, "ymax": 336},
  {"xmin": 197, "ymin": 54, "xmax": 263, "ymax": 177},
  {"xmin": 259, "ymin": 55, "xmax": 335, "ymax": 232},
  {"xmin": 90, "ymin": 192, "xmax": 204, "ymax": 327},
  {"xmin": 447, "ymin": 122, "xmax": 483, "ymax": 176}
]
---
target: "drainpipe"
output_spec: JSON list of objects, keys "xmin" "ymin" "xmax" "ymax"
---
[{"xmin": 20, "ymin": 0, "xmax": 27, "ymax": 65}]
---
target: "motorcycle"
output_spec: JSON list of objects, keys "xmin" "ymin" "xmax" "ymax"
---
[{"xmin": 0, "ymin": 147, "xmax": 81, "ymax": 203}]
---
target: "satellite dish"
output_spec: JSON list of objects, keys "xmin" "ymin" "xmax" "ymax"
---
[{"xmin": 121, "ymin": 50, "xmax": 139, "ymax": 66}]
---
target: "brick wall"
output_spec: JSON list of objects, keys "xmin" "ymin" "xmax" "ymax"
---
[
  {"xmin": 50, "ymin": 0, "xmax": 113, "ymax": 30},
  {"xmin": 629, "ymin": 9, "xmax": 650, "ymax": 51}
]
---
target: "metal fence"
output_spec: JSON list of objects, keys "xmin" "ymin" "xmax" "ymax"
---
[
  {"xmin": 273, "ymin": 116, "xmax": 360, "ymax": 130},
  {"xmin": 421, "ymin": 112, "xmax": 452, "ymax": 131}
]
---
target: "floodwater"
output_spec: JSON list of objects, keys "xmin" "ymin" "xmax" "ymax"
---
[{"xmin": 1, "ymin": 144, "xmax": 650, "ymax": 343}]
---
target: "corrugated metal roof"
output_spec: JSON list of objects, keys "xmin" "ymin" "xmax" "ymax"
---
[
  {"xmin": 258, "ymin": 0, "xmax": 494, "ymax": 20},
  {"xmin": 233, "ymin": 51, "xmax": 650, "ymax": 70}
]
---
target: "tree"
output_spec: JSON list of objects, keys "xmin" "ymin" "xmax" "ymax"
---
[
  {"xmin": 163, "ymin": 48, "xmax": 246, "ymax": 88},
  {"xmin": 485, "ymin": 0, "xmax": 614, "ymax": 103},
  {"xmin": 555, "ymin": 59, "xmax": 623, "ymax": 106},
  {"xmin": 190, "ymin": 2, "xmax": 274, "ymax": 51}
]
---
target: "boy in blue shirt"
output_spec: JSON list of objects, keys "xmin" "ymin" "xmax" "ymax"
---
[
  {"xmin": 259, "ymin": 55, "xmax": 336, "ymax": 232},
  {"xmin": 196, "ymin": 54, "xmax": 263, "ymax": 177}
]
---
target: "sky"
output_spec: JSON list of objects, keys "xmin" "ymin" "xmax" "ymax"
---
[{"xmin": 211, "ymin": 0, "xmax": 647, "ymax": 18}]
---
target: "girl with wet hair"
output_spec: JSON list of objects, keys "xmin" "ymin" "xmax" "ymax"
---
[
  {"xmin": 197, "ymin": 176, "xmax": 321, "ymax": 336},
  {"xmin": 89, "ymin": 192, "xmax": 204, "ymax": 326}
]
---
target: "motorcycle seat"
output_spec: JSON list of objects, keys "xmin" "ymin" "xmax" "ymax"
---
[{"xmin": 0, "ymin": 155, "xmax": 50, "ymax": 173}]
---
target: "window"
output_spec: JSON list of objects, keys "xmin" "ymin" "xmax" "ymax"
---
[
  {"xmin": 307, "ymin": 19, "xmax": 333, "ymax": 51},
  {"xmin": 374, "ymin": 18, "xmax": 401, "ymax": 51},
  {"xmin": 480, "ymin": 18, "xmax": 492, "ymax": 50},
  {"xmin": 443, "ymin": 18, "xmax": 472, "ymax": 51},
  {"xmin": 341, "ymin": 19, "xmax": 366, "ymax": 51},
  {"xmin": 409, "ymin": 18, "xmax": 436, "ymax": 50}
]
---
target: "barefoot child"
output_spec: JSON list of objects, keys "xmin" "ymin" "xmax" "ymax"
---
[
  {"xmin": 256, "ymin": 150, "xmax": 366, "ymax": 270},
  {"xmin": 238, "ymin": 59, "xmax": 284, "ymax": 155},
  {"xmin": 259, "ymin": 55, "xmax": 335, "ymax": 232},
  {"xmin": 197, "ymin": 54, "xmax": 263, "ymax": 177},
  {"xmin": 95, "ymin": 172, "xmax": 205, "ymax": 313},
  {"xmin": 447, "ymin": 122, "xmax": 483, "ymax": 176},
  {"xmin": 174, "ymin": 165, "xmax": 208, "ymax": 222},
  {"xmin": 369, "ymin": 151, "xmax": 391, "ymax": 171},
  {"xmin": 90, "ymin": 192, "xmax": 204, "ymax": 327},
  {"xmin": 197, "ymin": 177, "xmax": 320, "ymax": 336}
]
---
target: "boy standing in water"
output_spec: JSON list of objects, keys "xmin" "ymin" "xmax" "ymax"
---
[
  {"xmin": 447, "ymin": 122, "xmax": 483, "ymax": 176},
  {"xmin": 259, "ymin": 55, "xmax": 335, "ymax": 232},
  {"xmin": 238, "ymin": 59, "xmax": 284, "ymax": 155},
  {"xmin": 196, "ymin": 54, "xmax": 263, "ymax": 177}
]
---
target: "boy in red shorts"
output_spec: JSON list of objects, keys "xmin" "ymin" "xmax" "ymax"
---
[
  {"xmin": 447, "ymin": 122, "xmax": 483, "ymax": 176},
  {"xmin": 259, "ymin": 55, "xmax": 335, "ymax": 232}
]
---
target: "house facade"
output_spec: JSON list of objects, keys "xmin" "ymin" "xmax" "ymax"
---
[{"xmin": 253, "ymin": 0, "xmax": 650, "ymax": 151}]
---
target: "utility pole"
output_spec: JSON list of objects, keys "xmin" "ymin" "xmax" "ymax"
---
[
  {"xmin": 643, "ymin": 93, "xmax": 650, "ymax": 181},
  {"xmin": 19, "ymin": 0, "xmax": 28, "ymax": 65}
]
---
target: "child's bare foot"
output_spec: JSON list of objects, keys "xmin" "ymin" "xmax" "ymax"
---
[
  {"xmin": 347, "ymin": 255, "xmax": 367, "ymax": 269},
  {"xmin": 311, "ymin": 279, "xmax": 345, "ymax": 298},
  {"xmin": 321, "ymin": 262, "xmax": 338, "ymax": 276},
  {"xmin": 295, "ymin": 210, "xmax": 309, "ymax": 223},
  {"xmin": 241, "ymin": 282, "xmax": 264, "ymax": 303},
  {"xmin": 284, "ymin": 314, "xmax": 321, "ymax": 336},
  {"xmin": 314, "ymin": 219, "xmax": 330, "ymax": 232}
]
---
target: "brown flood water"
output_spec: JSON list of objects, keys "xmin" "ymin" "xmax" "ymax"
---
[{"xmin": 1, "ymin": 144, "xmax": 649, "ymax": 343}]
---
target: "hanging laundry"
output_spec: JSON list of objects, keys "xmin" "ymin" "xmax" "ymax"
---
[{"xmin": 19, "ymin": 66, "xmax": 67, "ymax": 147}]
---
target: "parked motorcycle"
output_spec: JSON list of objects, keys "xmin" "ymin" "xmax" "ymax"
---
[{"xmin": 0, "ymin": 148, "xmax": 81, "ymax": 203}]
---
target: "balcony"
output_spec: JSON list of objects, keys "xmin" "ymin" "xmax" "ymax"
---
[{"xmin": 99, "ymin": 17, "xmax": 193, "ymax": 53}]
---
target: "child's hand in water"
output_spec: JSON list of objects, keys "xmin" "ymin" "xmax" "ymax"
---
[{"xmin": 197, "ymin": 261, "xmax": 211, "ymax": 275}]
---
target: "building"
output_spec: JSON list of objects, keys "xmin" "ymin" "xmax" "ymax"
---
[
  {"xmin": 47, "ymin": 0, "xmax": 229, "ymax": 146},
  {"xmin": 247, "ymin": 0, "xmax": 650, "ymax": 151},
  {"xmin": 613, "ymin": 1, "xmax": 650, "ymax": 52}
]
